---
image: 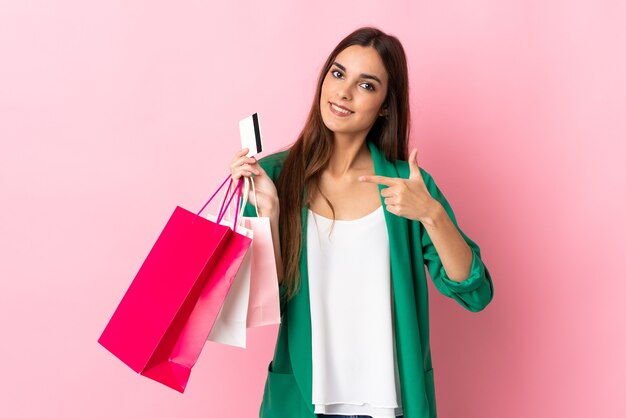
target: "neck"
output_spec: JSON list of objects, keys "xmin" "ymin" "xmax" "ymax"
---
[{"xmin": 327, "ymin": 132, "xmax": 371, "ymax": 179}]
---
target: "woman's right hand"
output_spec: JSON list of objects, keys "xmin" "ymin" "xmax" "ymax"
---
[{"xmin": 229, "ymin": 148, "xmax": 279, "ymax": 219}]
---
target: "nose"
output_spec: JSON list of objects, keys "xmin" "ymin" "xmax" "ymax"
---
[{"xmin": 335, "ymin": 84, "xmax": 352, "ymax": 101}]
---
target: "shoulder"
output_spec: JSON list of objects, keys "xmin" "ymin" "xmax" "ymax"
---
[{"xmin": 256, "ymin": 149, "xmax": 290, "ymax": 182}]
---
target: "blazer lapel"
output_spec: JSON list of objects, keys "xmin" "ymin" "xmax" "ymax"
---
[
  {"xmin": 369, "ymin": 140, "xmax": 428, "ymax": 417},
  {"xmin": 287, "ymin": 190, "xmax": 314, "ymax": 412}
]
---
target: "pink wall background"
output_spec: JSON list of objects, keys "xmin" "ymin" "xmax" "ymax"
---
[{"xmin": 1, "ymin": 1, "xmax": 624, "ymax": 417}]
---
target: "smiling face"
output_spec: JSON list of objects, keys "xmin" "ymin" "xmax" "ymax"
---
[{"xmin": 319, "ymin": 45, "xmax": 389, "ymax": 139}]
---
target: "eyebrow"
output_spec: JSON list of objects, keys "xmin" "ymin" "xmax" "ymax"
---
[{"xmin": 331, "ymin": 61, "xmax": 383, "ymax": 85}]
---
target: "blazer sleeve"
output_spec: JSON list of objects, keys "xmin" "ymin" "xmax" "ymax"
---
[{"xmin": 420, "ymin": 171, "xmax": 494, "ymax": 312}]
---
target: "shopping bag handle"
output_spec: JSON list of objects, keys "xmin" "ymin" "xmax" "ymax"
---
[
  {"xmin": 215, "ymin": 176, "xmax": 243, "ymax": 232},
  {"xmin": 192, "ymin": 174, "xmax": 244, "ymax": 233},
  {"xmin": 193, "ymin": 174, "xmax": 229, "ymax": 221},
  {"xmin": 215, "ymin": 175, "xmax": 249, "ymax": 229},
  {"xmin": 222, "ymin": 175, "xmax": 261, "ymax": 226},
  {"xmin": 244, "ymin": 176, "xmax": 261, "ymax": 217},
  {"xmin": 223, "ymin": 178, "xmax": 243, "ymax": 232}
]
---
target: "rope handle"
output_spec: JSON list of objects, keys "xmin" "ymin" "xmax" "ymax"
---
[
  {"xmin": 192, "ymin": 174, "xmax": 244, "ymax": 233},
  {"xmin": 223, "ymin": 175, "xmax": 261, "ymax": 223}
]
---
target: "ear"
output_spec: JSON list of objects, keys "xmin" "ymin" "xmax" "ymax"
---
[{"xmin": 379, "ymin": 107, "xmax": 389, "ymax": 117}]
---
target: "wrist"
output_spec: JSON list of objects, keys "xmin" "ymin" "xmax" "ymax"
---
[
  {"xmin": 420, "ymin": 200, "xmax": 445, "ymax": 228},
  {"xmin": 268, "ymin": 200, "xmax": 280, "ymax": 222}
]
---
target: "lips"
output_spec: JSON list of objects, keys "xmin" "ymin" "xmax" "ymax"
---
[{"xmin": 329, "ymin": 102, "xmax": 353, "ymax": 115}]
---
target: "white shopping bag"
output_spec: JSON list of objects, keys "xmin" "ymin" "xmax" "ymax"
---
[{"xmin": 206, "ymin": 178, "xmax": 254, "ymax": 348}]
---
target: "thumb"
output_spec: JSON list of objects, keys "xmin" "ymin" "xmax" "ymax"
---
[
  {"xmin": 409, "ymin": 148, "xmax": 421, "ymax": 180},
  {"xmin": 249, "ymin": 157, "xmax": 265, "ymax": 175},
  {"xmin": 254, "ymin": 161, "xmax": 267, "ymax": 177}
]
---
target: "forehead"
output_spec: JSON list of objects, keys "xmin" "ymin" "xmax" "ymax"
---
[{"xmin": 333, "ymin": 45, "xmax": 387, "ymax": 83}]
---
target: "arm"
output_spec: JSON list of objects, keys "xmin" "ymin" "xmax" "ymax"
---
[
  {"xmin": 421, "ymin": 179, "xmax": 494, "ymax": 312},
  {"xmin": 421, "ymin": 201, "xmax": 474, "ymax": 282},
  {"xmin": 358, "ymin": 156, "xmax": 494, "ymax": 313}
]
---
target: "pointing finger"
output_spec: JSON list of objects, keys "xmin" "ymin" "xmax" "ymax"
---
[{"xmin": 358, "ymin": 175, "xmax": 396, "ymax": 187}]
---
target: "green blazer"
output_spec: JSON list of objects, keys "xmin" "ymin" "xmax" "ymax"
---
[{"xmin": 242, "ymin": 139, "xmax": 494, "ymax": 418}]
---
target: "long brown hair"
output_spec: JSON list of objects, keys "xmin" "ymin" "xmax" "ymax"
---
[{"xmin": 276, "ymin": 26, "xmax": 411, "ymax": 302}]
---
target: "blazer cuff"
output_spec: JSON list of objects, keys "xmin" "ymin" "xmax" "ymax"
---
[{"xmin": 439, "ymin": 249, "xmax": 486, "ymax": 293}]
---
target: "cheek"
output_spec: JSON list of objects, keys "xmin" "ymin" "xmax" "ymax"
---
[
  {"xmin": 320, "ymin": 77, "xmax": 334, "ymax": 96},
  {"xmin": 320, "ymin": 82, "xmax": 328, "ymax": 97},
  {"xmin": 360, "ymin": 97, "xmax": 384, "ymax": 114}
]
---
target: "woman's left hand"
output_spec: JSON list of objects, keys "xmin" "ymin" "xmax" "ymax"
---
[{"xmin": 358, "ymin": 148, "xmax": 441, "ymax": 222}]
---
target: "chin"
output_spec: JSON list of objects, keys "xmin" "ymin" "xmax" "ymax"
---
[
  {"xmin": 320, "ymin": 111, "xmax": 349, "ymax": 132},
  {"xmin": 321, "ymin": 118, "xmax": 345, "ymax": 134}
]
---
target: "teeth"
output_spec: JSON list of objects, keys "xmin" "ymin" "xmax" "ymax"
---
[{"xmin": 331, "ymin": 103, "xmax": 351, "ymax": 114}]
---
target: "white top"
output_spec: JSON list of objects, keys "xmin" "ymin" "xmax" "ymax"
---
[{"xmin": 307, "ymin": 205, "xmax": 403, "ymax": 418}]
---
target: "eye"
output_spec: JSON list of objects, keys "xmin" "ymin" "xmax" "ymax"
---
[
  {"xmin": 331, "ymin": 69, "xmax": 343, "ymax": 78},
  {"xmin": 361, "ymin": 82, "xmax": 375, "ymax": 92}
]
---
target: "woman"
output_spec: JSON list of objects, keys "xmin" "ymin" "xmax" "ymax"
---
[{"xmin": 229, "ymin": 26, "xmax": 494, "ymax": 418}]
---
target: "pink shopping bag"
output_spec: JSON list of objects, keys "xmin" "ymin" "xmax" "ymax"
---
[
  {"xmin": 242, "ymin": 177, "xmax": 281, "ymax": 327},
  {"xmin": 98, "ymin": 175, "xmax": 251, "ymax": 393}
]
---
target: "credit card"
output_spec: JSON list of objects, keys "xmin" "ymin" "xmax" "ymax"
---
[{"xmin": 239, "ymin": 112, "xmax": 263, "ymax": 157}]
